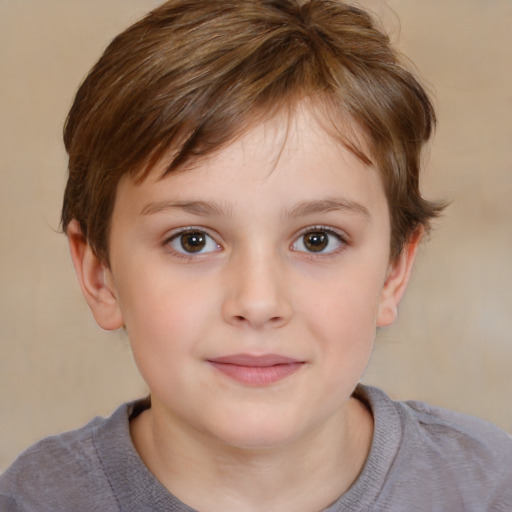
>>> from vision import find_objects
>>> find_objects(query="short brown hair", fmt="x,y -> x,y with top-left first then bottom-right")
62,0 -> 444,264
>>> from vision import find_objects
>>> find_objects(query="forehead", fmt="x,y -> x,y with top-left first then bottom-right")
115,103 -> 388,224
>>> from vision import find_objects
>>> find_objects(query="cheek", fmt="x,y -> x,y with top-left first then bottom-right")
299,265 -> 385,381
304,267 -> 384,338
116,267 -> 219,354
120,281 -> 215,396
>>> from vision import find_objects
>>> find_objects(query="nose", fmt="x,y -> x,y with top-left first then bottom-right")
221,248 -> 293,330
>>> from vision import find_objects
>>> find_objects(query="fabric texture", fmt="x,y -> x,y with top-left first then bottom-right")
1,385 -> 511,511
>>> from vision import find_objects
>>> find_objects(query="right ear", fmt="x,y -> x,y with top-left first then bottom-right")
66,220 -> 124,330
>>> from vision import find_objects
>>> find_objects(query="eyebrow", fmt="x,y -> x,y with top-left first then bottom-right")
140,197 -> 370,219
140,200 -> 232,217
284,198 -> 370,219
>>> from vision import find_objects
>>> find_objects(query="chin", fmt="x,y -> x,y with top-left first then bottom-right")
207,411 -> 306,451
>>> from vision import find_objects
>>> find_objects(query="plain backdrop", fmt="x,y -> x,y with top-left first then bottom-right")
1,0 -> 511,471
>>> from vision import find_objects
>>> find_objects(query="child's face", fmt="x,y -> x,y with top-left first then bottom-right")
82,103 -> 414,449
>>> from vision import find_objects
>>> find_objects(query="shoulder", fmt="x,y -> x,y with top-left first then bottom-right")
356,385 -> 512,511
0,402 -> 134,512
400,397 -> 512,508
398,396 -> 512,468
359,384 -> 512,464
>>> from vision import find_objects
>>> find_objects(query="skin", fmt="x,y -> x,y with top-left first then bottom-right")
68,103 -> 420,512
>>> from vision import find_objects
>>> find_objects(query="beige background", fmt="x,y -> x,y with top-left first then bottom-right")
1,0 -> 511,471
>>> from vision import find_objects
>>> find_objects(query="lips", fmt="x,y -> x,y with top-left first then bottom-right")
207,354 -> 304,386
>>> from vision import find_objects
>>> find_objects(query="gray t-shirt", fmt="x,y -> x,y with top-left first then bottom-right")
1,385 -> 511,511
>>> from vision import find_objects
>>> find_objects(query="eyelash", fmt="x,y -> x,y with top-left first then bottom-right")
162,225 -> 349,258
291,225 -> 348,257
163,227 -> 221,259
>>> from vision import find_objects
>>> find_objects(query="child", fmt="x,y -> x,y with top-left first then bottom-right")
1,0 -> 511,510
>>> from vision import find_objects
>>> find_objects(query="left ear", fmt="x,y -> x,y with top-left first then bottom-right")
377,229 -> 422,327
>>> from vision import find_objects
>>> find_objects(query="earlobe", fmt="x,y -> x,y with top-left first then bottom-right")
377,229 -> 422,327
66,220 -> 124,331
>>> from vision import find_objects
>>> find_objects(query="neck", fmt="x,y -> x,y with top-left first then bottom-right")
130,397 -> 373,512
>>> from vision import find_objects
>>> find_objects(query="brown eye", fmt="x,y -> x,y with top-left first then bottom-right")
168,230 -> 220,254
303,232 -> 328,252
292,228 -> 345,254
180,232 -> 206,252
